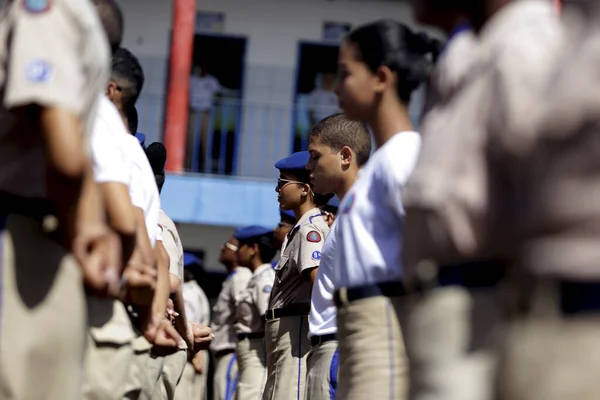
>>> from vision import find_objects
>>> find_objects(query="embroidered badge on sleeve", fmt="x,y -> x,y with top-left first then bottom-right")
306,231 -> 322,243
312,251 -> 321,260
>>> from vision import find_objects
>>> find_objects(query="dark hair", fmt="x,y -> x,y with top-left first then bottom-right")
314,193 -> 334,207
281,169 -> 311,185
127,106 -> 138,134
346,20 -> 439,103
240,234 -> 277,264
310,113 -> 372,167
92,0 -> 124,55
111,48 -> 144,110
145,142 -> 167,174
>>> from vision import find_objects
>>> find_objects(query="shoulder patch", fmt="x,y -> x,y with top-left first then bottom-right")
262,285 -> 272,293
341,193 -> 355,214
311,251 -> 321,261
26,60 -> 52,83
23,0 -> 51,13
306,230 -> 322,243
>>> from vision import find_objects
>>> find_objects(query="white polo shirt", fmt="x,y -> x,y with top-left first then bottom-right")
189,74 -> 220,111
91,96 -> 161,247
331,131 -> 422,290
308,220 -> 338,338
120,133 -> 161,247
307,89 -> 339,123
91,95 -> 132,187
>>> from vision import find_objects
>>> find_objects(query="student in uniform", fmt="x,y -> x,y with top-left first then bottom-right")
262,151 -> 330,400
399,3 -> 493,400
304,113 -> 372,400
84,1 -> 160,398
233,226 -> 277,400
176,260 -> 212,400
103,49 -> 183,399
0,0 -> 119,398
331,20 -> 438,400
211,234 -> 252,400
401,1 -> 564,399
146,142 -> 213,399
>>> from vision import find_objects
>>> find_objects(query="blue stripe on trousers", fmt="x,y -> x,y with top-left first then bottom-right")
297,318 -> 304,400
329,347 -> 339,400
225,354 -> 237,400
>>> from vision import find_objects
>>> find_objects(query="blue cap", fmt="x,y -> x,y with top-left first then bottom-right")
135,132 -> 146,146
275,151 -> 310,172
328,196 -> 340,209
279,209 -> 296,221
234,225 -> 273,241
183,252 -> 200,267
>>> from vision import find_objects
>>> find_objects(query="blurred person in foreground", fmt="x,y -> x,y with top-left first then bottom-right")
402,0 -> 565,399
0,0 -> 119,398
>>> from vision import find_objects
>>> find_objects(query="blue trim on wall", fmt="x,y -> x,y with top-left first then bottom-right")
161,173 -> 280,227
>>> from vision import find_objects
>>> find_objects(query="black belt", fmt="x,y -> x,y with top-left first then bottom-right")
559,281 -> 600,315
413,260 -> 506,292
214,349 -> 235,359
265,304 -> 310,321
0,191 -> 56,219
310,333 -> 337,347
237,332 -> 265,341
334,281 -> 406,308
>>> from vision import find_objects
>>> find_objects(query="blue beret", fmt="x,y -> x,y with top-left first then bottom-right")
328,196 -> 340,209
275,151 -> 310,172
235,225 -> 273,241
279,209 -> 296,221
183,252 -> 200,267
135,132 -> 146,147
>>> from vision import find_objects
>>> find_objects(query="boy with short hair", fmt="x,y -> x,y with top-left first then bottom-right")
304,113 -> 371,400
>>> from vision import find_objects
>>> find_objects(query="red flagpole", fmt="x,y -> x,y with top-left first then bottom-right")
163,0 -> 196,173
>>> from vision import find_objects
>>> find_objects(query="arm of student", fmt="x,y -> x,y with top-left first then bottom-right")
297,226 -> 325,287
99,182 -> 136,266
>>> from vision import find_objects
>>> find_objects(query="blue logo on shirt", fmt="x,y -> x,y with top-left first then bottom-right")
312,251 -> 321,261
263,285 -> 272,293
23,0 -> 51,14
341,193 -> 355,214
26,60 -> 52,83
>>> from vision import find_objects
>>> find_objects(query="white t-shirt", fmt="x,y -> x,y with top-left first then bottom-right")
120,134 -> 161,247
91,95 -> 132,187
307,89 -> 339,123
309,220 -> 338,338
189,75 -> 220,111
332,131 -> 422,289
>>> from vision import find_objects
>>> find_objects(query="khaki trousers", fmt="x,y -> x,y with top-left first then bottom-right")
262,315 -> 310,400
175,352 -> 209,400
213,351 -> 238,400
0,214 -> 86,400
305,340 -> 338,400
122,336 -> 162,400
235,338 -> 267,400
152,349 -> 187,400
403,287 -> 502,400
497,279 -> 600,400
82,299 -> 136,400
336,295 -> 409,400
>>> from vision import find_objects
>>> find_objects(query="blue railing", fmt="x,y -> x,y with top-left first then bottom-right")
137,87 -> 425,180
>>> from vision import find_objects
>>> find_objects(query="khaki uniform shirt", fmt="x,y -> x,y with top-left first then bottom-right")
0,0 -> 110,198
268,208 -> 329,310
158,209 -> 184,281
512,10 -> 600,280
403,0 -> 563,275
183,280 -> 210,327
235,263 -> 276,334
210,266 -> 252,352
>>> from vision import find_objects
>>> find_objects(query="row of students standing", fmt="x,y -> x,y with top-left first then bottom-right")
0,0 -> 213,399
215,1 -> 600,399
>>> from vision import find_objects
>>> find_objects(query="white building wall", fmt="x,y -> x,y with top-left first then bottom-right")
119,0 -> 430,153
